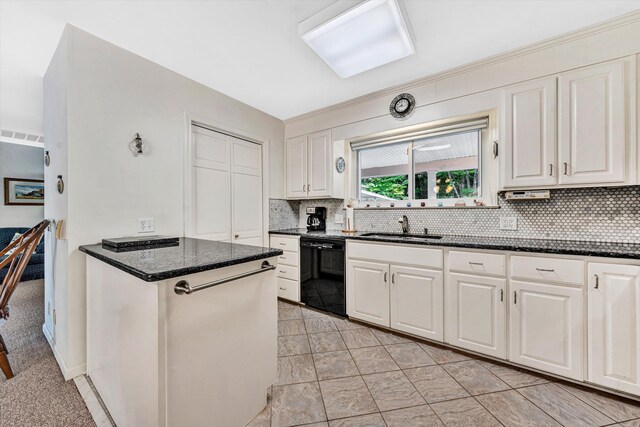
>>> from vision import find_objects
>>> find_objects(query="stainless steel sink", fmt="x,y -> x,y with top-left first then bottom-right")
360,232 -> 443,240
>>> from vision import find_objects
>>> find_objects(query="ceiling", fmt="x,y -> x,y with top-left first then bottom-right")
2,1 -> 640,121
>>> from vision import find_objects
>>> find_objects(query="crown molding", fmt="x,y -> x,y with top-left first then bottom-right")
284,10 -> 640,126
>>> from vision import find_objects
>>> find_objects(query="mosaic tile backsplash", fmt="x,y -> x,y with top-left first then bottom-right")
269,199 -> 299,230
271,186 -> 640,243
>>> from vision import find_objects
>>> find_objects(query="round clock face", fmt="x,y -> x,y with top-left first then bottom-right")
390,93 -> 415,119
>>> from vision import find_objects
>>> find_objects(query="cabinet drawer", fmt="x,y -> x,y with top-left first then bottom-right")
277,277 -> 299,302
348,242 -> 443,269
449,251 -> 506,277
278,251 -> 299,267
511,256 -> 584,286
270,235 -> 299,253
276,264 -> 299,281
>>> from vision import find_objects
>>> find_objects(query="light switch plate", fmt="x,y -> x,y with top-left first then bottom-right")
499,216 -> 517,231
334,213 -> 344,225
137,217 -> 155,233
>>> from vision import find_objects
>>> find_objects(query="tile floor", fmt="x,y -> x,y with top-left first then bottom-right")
247,300 -> 640,427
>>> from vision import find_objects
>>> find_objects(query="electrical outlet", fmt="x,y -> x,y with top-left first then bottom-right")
137,217 -> 155,233
499,216 -> 518,231
334,213 -> 344,225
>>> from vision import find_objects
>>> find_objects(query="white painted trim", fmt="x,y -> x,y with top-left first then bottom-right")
183,111 -> 270,245
42,323 -> 86,380
74,375 -> 114,427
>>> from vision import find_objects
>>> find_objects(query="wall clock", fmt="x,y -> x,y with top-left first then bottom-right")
335,157 -> 345,173
389,93 -> 415,119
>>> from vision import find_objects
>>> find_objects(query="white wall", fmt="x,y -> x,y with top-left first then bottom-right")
44,25 -> 285,378
0,142 -> 44,227
0,68 -> 43,136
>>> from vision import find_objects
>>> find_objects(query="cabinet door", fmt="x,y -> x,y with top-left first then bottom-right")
502,77 -> 557,188
390,265 -> 443,341
307,130 -> 331,198
447,273 -> 506,358
558,60 -> 626,184
286,136 -> 308,198
347,260 -> 389,327
588,263 -> 640,395
509,280 -> 583,380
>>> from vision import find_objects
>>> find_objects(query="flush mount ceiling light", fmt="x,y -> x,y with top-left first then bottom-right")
299,0 -> 415,78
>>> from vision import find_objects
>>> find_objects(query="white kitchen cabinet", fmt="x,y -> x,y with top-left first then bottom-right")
509,280 -> 583,380
447,273 -> 506,359
270,234 -> 301,302
502,77 -> 557,188
588,263 -> 640,395
347,259 -> 390,327
391,265 -> 443,341
558,60 -> 626,185
285,130 -> 344,199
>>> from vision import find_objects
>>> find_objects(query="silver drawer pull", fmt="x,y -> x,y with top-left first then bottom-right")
279,287 -> 286,291
175,261 -> 276,295
279,270 -> 286,274
279,243 -> 286,246
536,268 -> 555,272
469,262 -> 484,266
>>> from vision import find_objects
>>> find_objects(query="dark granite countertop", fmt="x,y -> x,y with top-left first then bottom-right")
269,228 -> 640,260
80,237 -> 283,282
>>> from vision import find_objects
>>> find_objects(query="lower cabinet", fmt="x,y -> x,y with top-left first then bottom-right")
347,259 -> 444,340
509,280 -> 584,380
588,263 -> 640,395
446,273 -> 506,359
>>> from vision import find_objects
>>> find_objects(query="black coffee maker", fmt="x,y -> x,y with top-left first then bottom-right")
306,207 -> 327,231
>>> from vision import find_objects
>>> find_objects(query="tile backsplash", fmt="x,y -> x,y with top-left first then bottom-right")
269,199 -> 299,230
270,186 -> 640,243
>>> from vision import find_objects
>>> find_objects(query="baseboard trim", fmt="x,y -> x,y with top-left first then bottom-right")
41,323 -> 86,380
74,375 -> 115,426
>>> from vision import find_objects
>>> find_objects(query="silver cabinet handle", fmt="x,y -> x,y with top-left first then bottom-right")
500,289 -> 504,302
384,272 -> 388,283
536,268 -> 555,272
279,270 -> 286,274
549,164 -> 553,176
303,184 -> 306,192
234,234 -> 239,238
175,261 -> 276,295
391,273 -> 395,284
594,274 -> 599,289
279,243 -> 286,246
469,262 -> 484,266
279,287 -> 286,291
513,291 -> 517,304
564,162 -> 568,175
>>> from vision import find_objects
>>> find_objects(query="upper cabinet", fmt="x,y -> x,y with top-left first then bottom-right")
501,57 -> 635,190
285,130 -> 344,199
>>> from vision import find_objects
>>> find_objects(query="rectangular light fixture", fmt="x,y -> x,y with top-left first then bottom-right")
299,0 -> 415,78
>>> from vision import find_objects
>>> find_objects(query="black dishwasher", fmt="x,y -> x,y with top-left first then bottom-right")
300,237 -> 346,316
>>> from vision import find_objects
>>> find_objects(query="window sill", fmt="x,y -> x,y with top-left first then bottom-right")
353,205 -> 500,210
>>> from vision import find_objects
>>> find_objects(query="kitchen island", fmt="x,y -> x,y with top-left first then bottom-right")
80,238 -> 283,427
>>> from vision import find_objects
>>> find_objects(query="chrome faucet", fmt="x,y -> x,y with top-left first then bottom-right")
399,215 -> 409,234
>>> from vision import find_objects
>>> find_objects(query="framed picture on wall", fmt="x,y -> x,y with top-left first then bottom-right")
3,178 -> 45,206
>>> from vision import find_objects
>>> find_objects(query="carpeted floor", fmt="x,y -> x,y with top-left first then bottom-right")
0,279 -> 96,427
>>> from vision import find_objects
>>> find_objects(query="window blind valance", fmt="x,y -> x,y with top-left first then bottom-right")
350,118 -> 489,151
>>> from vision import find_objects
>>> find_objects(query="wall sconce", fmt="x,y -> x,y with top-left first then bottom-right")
129,133 -> 144,156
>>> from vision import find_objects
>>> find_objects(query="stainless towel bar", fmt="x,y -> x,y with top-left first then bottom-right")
174,261 -> 276,295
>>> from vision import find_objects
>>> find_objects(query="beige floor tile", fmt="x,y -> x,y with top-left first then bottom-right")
382,405 -> 443,427
277,354 -> 317,385
319,376 -> 379,420
350,346 -> 400,374
245,402 -> 271,427
278,307 -> 303,321
278,319 -> 306,336
431,397 -> 501,426
477,359 -> 549,388
271,382 -> 327,427
340,329 -> 380,349
418,342 -> 472,364
518,383 -> 615,426
442,360 -> 509,395
385,343 -> 437,369
328,413 -> 386,427
302,307 -> 332,319
558,382 -> 640,422
403,365 -> 470,403
370,329 -> 411,345
278,335 -> 311,357
313,351 -> 360,380
362,371 -> 425,412
621,420 -> 640,426
308,332 -> 347,353
476,390 -> 561,427
305,317 -> 338,333
333,317 -> 367,331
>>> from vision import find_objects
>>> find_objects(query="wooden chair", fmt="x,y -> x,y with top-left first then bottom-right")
0,220 -> 49,379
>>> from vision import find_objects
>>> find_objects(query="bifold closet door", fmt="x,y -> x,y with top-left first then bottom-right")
231,138 -> 263,246
189,126 -> 232,241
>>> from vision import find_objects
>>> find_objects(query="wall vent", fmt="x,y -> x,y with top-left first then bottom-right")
0,128 -> 44,147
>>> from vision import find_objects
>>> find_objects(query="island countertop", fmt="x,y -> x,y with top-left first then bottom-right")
80,237 -> 283,282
